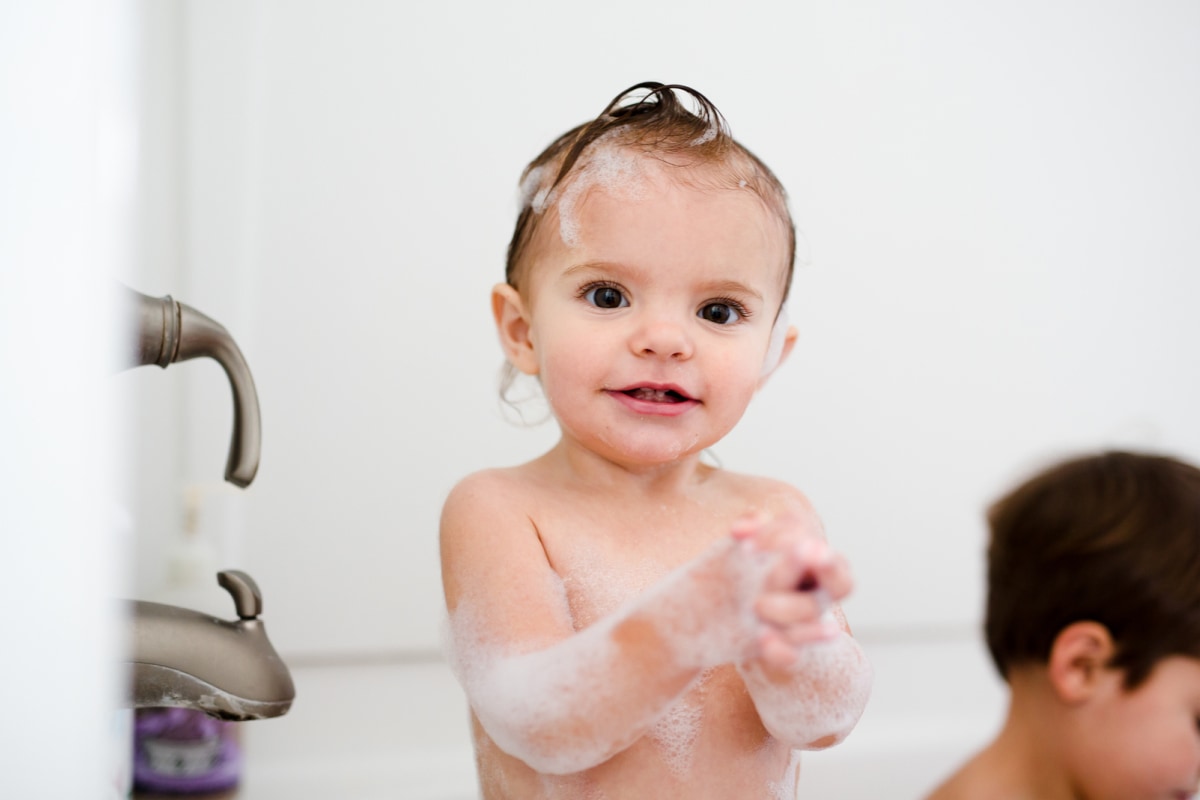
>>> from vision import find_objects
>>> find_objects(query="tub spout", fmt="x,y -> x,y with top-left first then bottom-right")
119,284 -> 261,488
125,570 -> 295,721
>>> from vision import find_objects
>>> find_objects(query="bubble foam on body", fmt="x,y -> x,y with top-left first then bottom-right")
739,619 -> 874,748
766,749 -> 803,800
445,538 -> 776,775
445,535 -> 872,781
648,669 -> 712,776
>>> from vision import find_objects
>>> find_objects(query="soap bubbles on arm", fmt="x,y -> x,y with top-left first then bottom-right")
440,471 -> 765,774
730,499 -> 874,748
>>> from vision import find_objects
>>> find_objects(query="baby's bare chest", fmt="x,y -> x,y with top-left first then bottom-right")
536,502 -> 738,630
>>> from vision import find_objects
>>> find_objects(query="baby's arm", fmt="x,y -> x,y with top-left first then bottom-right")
440,471 -> 765,775
733,501 -> 873,749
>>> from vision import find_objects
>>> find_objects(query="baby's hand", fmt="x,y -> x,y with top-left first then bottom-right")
731,505 -> 853,669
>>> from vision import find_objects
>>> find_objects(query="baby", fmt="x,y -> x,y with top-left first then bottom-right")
927,450 -> 1200,800
441,82 -> 872,799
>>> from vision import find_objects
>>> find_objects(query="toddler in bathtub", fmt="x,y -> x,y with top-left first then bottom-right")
927,450 -> 1200,800
439,82 -> 872,799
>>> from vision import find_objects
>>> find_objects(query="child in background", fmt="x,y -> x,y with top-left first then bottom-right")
927,450 -> 1200,800
439,82 -> 872,799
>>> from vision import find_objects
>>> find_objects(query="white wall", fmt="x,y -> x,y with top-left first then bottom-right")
125,0 -> 1200,794
1,1 -> 137,796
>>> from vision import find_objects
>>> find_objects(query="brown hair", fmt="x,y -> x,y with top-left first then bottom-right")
505,82 -> 796,298
985,450 -> 1200,688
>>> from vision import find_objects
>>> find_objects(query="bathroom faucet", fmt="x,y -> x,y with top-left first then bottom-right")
125,570 -> 295,721
120,284 -> 261,487
117,285 -> 292,721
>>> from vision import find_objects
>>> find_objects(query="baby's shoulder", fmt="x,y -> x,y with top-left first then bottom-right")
439,467 -> 547,560
442,466 -> 535,516
717,469 -> 813,512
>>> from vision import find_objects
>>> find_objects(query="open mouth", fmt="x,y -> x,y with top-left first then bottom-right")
621,387 -> 692,403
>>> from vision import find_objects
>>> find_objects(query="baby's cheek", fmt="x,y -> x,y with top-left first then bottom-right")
708,354 -> 762,416
538,354 -> 585,403
722,345 -> 767,385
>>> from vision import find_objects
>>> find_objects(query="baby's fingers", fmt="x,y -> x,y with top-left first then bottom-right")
806,546 -> 854,602
755,590 -> 829,628
776,615 -> 843,646
730,510 -> 771,542
756,620 -> 841,669
761,537 -> 836,593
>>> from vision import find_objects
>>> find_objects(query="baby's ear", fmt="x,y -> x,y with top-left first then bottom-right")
1047,621 -> 1116,704
757,323 -> 798,389
492,283 -> 539,376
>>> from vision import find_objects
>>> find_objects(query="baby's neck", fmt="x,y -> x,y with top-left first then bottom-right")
546,437 -> 717,496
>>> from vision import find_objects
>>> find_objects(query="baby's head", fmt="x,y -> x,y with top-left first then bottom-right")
505,82 -> 796,299
985,450 -> 1200,690
498,83 -> 797,408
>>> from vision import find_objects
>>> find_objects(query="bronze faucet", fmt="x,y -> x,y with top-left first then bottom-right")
126,570 -> 295,721
119,285 -> 293,720
119,284 -> 260,487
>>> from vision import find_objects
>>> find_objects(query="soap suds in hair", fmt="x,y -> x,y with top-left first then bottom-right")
519,164 -> 549,210
690,121 -> 719,147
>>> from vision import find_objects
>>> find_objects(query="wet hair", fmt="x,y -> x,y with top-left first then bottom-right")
505,81 -> 796,297
985,450 -> 1200,689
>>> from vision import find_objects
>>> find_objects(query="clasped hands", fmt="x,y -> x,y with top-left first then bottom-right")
731,504 -> 853,669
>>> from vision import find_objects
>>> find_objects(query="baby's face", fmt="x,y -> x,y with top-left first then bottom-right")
516,157 -> 791,468
1067,655 -> 1200,799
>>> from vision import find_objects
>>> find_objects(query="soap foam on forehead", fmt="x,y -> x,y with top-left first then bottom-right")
552,141 -> 649,248
537,150 -> 784,261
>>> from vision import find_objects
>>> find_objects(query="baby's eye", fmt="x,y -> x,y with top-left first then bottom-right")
698,302 -> 742,325
584,284 -> 628,309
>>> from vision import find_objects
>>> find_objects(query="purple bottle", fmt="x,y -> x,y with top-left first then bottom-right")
133,707 -> 243,793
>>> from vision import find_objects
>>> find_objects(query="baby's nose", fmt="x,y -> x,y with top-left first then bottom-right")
630,317 -> 694,360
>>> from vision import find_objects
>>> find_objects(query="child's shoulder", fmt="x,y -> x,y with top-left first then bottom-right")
717,469 -> 814,513
442,465 -> 532,516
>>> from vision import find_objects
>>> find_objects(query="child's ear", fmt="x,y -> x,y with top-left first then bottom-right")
1047,621 -> 1117,704
492,283 -> 539,376
757,324 -> 799,389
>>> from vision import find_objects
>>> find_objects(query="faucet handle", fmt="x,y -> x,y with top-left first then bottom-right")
218,570 -> 263,619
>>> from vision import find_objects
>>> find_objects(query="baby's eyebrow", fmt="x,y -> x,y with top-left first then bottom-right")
695,279 -> 763,303
561,260 -> 630,279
